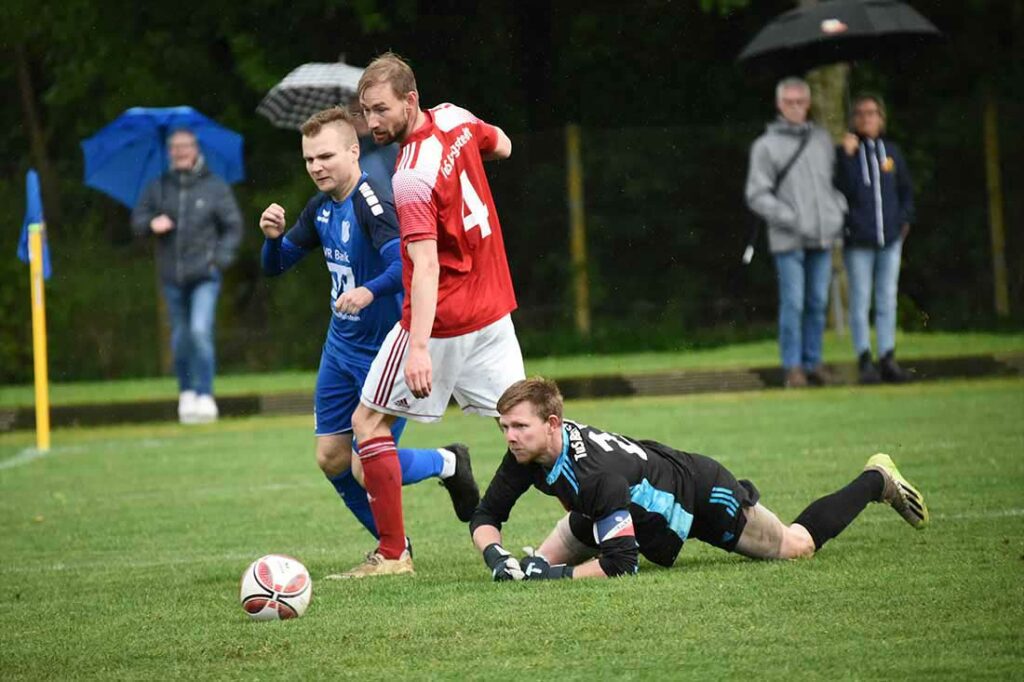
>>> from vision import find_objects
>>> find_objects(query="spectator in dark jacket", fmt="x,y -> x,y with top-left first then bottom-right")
836,94 -> 914,384
131,129 -> 243,422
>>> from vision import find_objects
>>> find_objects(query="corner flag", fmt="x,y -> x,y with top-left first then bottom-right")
18,168 -> 52,452
17,169 -> 52,280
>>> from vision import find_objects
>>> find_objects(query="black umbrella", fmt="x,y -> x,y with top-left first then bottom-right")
257,61 -> 365,130
736,0 -> 941,265
738,0 -> 941,72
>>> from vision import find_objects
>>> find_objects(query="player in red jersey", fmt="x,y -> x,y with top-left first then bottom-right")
338,52 -> 526,577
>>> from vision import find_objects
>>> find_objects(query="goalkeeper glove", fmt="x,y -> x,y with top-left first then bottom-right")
520,554 -> 574,580
482,543 -> 524,581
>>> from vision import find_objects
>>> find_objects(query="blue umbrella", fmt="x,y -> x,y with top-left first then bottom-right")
81,106 -> 245,208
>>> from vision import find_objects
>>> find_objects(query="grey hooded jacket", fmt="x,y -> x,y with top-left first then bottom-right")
745,118 -> 847,253
131,158 -> 243,286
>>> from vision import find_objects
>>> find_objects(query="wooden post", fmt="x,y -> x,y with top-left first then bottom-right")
566,123 -> 591,338
983,88 -> 1010,317
806,61 -> 851,336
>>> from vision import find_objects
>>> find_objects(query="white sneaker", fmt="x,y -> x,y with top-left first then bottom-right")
192,394 -> 219,424
178,390 -> 198,424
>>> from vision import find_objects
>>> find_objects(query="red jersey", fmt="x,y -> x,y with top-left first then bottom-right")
392,104 -> 517,338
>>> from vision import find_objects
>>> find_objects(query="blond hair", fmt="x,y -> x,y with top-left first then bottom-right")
300,107 -> 357,144
358,51 -> 417,100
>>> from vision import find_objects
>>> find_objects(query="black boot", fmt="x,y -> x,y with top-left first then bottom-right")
879,350 -> 912,383
857,351 -> 882,384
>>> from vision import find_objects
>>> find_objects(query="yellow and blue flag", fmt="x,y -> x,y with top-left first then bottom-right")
17,169 -> 52,280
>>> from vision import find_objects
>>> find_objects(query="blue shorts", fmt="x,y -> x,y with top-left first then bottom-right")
314,345 -> 407,438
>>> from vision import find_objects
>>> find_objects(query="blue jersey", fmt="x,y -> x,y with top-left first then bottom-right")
263,173 -> 403,357
358,137 -> 399,204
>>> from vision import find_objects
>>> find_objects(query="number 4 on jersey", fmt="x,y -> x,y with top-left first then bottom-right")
460,170 -> 491,238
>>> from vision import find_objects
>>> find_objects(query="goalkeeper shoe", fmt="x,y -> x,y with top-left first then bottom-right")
324,547 -> 414,580
440,443 -> 480,522
864,453 -> 929,529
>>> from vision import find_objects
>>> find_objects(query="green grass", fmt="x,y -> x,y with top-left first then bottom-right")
1,378 -> 1022,679
2,330 -> 1022,408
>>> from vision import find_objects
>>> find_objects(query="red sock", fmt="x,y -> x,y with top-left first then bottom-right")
357,436 -> 406,559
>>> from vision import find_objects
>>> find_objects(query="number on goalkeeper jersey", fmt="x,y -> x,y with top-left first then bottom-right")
587,430 -> 648,460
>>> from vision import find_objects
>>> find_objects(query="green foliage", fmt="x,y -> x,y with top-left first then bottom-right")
699,0 -> 753,16
1,1 -> 1022,382
1,379 -> 1021,677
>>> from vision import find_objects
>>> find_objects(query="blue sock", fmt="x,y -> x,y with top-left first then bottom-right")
326,450 -> 443,539
332,415 -> 442,538
328,470 -> 378,538
397,448 -> 445,484
358,418 -> 443,485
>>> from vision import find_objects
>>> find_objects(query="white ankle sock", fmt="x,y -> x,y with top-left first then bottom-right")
438,448 -> 456,478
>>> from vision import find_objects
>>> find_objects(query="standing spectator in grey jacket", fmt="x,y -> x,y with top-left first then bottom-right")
131,129 -> 243,423
745,77 -> 848,388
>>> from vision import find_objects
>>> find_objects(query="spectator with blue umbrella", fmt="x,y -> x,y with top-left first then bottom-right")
83,106 -> 244,424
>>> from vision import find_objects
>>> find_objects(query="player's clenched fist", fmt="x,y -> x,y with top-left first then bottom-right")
482,543 -> 524,581
335,286 -> 375,315
259,203 -> 287,239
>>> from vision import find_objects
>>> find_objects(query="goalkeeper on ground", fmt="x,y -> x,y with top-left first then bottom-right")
470,377 -> 928,581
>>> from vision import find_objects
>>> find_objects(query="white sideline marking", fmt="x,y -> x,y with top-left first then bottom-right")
0,438 -> 176,471
9,546 -> 337,574
934,508 -> 1024,521
0,447 -> 52,470
7,509 -> 1022,576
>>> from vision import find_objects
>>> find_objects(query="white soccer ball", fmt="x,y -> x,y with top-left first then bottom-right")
239,554 -> 312,621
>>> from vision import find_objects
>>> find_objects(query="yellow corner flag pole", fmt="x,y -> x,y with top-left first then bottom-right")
28,222 -> 51,451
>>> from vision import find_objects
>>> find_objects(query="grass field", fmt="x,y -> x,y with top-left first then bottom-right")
1,378 -> 1022,679
2,330 -> 1022,407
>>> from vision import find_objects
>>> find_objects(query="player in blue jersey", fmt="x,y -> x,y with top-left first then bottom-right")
258,108 -> 479,571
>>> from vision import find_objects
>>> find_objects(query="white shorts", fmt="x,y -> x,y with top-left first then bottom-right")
360,314 -> 526,423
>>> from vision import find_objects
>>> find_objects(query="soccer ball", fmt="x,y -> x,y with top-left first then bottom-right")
239,554 -> 312,621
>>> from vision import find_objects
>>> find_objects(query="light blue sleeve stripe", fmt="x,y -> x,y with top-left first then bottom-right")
629,478 -> 693,540
709,492 -> 739,511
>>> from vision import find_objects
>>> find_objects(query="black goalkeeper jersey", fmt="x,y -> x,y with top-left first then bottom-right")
472,419 -> 724,569
473,419 -> 761,569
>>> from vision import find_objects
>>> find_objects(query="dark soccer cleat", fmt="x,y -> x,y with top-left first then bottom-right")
864,453 -> 929,529
440,443 -> 480,522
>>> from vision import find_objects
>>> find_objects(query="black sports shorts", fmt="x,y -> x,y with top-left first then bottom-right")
567,446 -> 760,567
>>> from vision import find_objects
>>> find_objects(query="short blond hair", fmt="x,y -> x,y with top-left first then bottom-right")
497,378 -> 564,421
300,107 -> 357,143
358,51 -> 417,100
